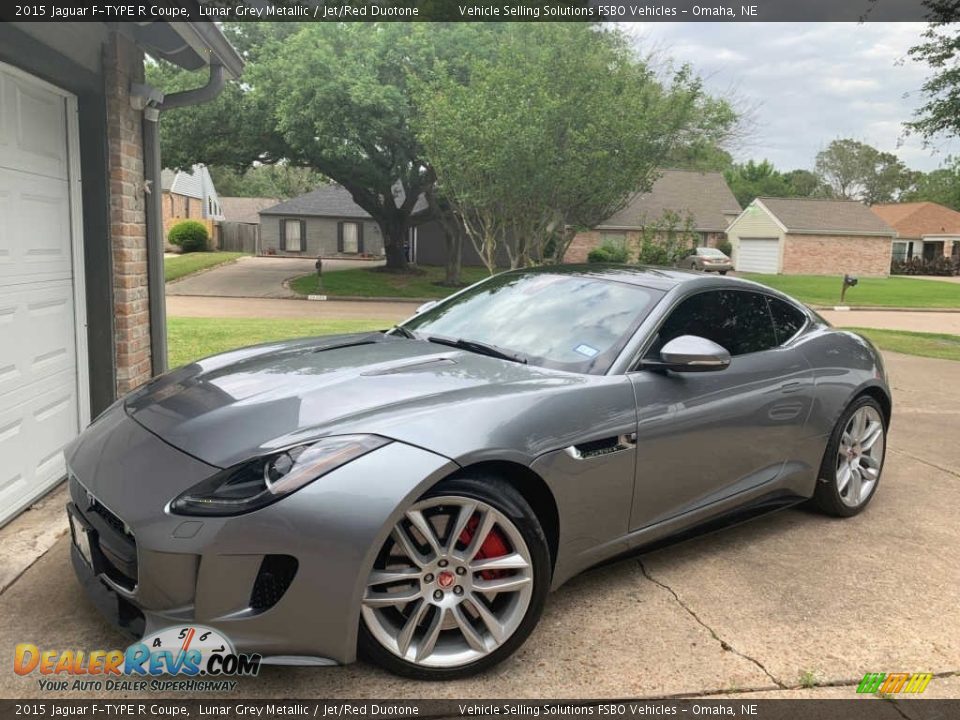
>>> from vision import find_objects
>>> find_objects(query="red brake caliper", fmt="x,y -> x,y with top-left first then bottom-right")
458,516 -> 509,580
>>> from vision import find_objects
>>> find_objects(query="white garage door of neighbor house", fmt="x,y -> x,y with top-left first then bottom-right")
0,62 -> 88,526
736,238 -> 780,274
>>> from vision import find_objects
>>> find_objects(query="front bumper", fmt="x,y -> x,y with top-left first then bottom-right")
65,404 -> 457,664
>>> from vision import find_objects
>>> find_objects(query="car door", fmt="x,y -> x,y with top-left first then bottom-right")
627,289 -> 814,531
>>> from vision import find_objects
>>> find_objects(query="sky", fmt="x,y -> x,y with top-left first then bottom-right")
623,22 -> 959,172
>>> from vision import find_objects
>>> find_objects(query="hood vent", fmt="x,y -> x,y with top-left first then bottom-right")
312,338 -> 381,353
361,357 -> 457,376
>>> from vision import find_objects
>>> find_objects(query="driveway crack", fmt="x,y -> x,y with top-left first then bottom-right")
890,448 -> 960,480
638,559 -> 787,689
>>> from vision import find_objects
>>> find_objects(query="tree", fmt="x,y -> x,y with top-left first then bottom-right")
901,157 -> 960,210
417,24 -> 715,271
814,139 -> 916,204
906,0 -> 960,140
724,160 -> 791,207
208,165 -> 327,199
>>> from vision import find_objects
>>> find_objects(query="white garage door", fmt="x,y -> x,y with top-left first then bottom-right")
736,238 -> 780,274
0,62 -> 87,526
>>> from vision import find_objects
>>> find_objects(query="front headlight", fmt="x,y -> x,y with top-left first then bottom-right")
169,434 -> 391,516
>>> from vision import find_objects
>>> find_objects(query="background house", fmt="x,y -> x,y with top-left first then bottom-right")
160,163 -> 223,245
872,202 -> 960,263
564,170 -> 742,263
0,21 -> 242,524
260,185 -> 386,257
726,197 -> 897,276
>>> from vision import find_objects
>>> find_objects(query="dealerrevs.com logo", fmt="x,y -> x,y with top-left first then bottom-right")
14,625 -> 261,693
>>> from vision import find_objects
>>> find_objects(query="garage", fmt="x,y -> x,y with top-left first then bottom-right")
735,238 -> 780,273
0,62 -> 88,525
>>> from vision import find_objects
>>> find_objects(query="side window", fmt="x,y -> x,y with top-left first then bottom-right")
653,290 -> 778,357
767,296 -> 806,344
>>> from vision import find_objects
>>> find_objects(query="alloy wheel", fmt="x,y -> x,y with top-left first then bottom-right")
835,405 -> 884,508
361,496 -> 534,668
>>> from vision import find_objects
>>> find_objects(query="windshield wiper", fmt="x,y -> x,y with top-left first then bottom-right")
388,325 -> 417,339
427,336 -> 527,364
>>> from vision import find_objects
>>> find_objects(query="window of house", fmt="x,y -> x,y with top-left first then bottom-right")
600,232 -> 627,249
282,219 -> 304,252
892,242 -> 910,262
339,221 -> 362,254
651,290 -> 778,358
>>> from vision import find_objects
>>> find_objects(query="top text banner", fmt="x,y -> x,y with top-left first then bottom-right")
0,0 -> 944,23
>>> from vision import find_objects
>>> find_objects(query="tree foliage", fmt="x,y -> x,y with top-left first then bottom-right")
208,165 -> 327,199
814,139 -> 918,204
416,24 -> 719,270
906,0 -> 960,140
901,156 -> 960,210
724,160 -> 830,207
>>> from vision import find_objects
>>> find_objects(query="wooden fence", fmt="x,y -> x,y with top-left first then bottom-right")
216,222 -> 260,254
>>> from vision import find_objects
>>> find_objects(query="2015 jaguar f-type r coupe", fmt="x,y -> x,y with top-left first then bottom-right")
66,266 -> 891,679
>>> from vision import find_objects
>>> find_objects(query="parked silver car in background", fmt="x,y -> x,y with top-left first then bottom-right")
681,246 -> 734,274
65,266 -> 890,679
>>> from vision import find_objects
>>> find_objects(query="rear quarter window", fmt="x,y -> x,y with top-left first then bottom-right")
767,297 -> 807,344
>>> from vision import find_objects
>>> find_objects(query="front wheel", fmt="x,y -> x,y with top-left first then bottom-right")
813,396 -> 886,517
719,270 -> 728,275
359,475 -> 550,679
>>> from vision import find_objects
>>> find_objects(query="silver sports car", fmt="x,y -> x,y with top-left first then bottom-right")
65,266 -> 891,679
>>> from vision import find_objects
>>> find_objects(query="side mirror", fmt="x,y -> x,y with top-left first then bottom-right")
415,300 -> 439,315
645,335 -> 731,372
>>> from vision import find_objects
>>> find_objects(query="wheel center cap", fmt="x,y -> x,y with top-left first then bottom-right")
437,570 -> 455,588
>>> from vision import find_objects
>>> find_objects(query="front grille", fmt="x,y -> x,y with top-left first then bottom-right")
70,475 -> 138,590
249,555 -> 298,612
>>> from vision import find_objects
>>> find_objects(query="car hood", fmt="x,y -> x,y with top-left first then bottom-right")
125,333 -> 584,468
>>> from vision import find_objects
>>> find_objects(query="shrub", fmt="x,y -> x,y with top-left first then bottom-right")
716,239 -> 733,257
587,243 -> 630,264
168,220 -> 209,253
891,256 -> 959,276
636,241 -> 670,266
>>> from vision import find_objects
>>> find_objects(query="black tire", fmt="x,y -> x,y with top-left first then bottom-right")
812,395 -> 886,517
359,474 -> 551,680
719,270 -> 728,275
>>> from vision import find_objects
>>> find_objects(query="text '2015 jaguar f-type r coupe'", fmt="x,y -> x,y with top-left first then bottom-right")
65,265 -> 890,679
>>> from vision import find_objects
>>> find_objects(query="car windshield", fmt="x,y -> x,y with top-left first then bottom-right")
402,271 -> 663,374
698,248 -> 727,257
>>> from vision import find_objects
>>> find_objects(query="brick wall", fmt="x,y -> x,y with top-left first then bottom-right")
782,234 -> 892,277
565,229 -> 727,262
105,33 -> 152,394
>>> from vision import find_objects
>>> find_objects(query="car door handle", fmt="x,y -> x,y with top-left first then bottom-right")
780,381 -> 802,394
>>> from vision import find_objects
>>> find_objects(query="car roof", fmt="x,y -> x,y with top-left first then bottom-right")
498,264 -> 748,292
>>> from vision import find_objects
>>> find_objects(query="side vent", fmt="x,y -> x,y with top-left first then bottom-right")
249,555 -> 298,612
566,434 -> 637,460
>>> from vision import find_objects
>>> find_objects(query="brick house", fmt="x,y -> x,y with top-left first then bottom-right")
564,170 -> 742,263
726,198 -> 897,276
0,21 -> 242,524
160,164 -> 223,245
871,202 -> 960,263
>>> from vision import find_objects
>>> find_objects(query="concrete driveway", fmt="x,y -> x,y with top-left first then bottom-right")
1,352 -> 957,700
166,256 -> 381,298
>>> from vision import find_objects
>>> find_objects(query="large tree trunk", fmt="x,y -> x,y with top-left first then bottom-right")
444,231 -> 463,285
381,221 -> 409,271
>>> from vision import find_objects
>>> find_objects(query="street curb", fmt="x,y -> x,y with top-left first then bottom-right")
811,305 -> 960,313
163,255 -> 247,286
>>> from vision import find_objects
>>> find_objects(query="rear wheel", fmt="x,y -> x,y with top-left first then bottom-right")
719,270 -> 728,275
813,396 -> 886,517
359,476 -> 550,679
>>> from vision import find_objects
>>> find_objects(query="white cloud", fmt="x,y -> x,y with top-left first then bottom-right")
624,21 -> 959,171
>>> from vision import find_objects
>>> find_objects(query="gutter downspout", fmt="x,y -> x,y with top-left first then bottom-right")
140,63 -> 226,376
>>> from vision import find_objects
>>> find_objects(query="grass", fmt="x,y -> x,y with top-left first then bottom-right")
848,327 -> 960,362
167,317 -> 388,368
798,670 -> 818,689
741,273 -> 960,309
164,252 -> 247,283
290,265 -> 491,299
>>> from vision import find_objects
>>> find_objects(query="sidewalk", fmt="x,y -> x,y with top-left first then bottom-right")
819,309 -> 960,334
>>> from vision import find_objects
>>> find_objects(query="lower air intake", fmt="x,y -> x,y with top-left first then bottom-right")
249,555 -> 298,612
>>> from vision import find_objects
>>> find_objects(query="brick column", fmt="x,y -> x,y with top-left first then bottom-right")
104,32 -> 152,395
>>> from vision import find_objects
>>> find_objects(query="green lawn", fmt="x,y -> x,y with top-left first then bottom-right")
165,252 -> 247,283
290,265 -> 491,299
848,327 -> 960,363
167,317 -> 387,368
741,274 -> 960,308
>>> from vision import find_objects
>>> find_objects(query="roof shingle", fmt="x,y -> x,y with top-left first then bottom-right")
871,202 -> 960,239
219,196 -> 281,224
598,169 -> 742,233
757,197 -> 896,236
